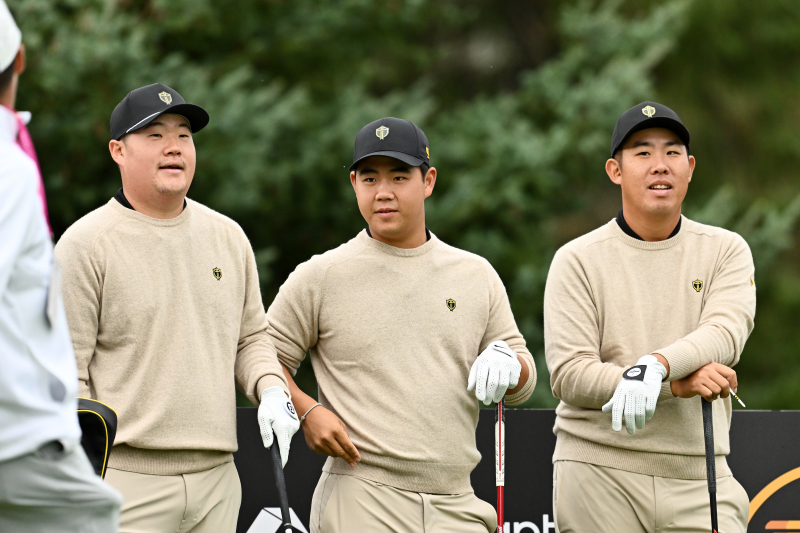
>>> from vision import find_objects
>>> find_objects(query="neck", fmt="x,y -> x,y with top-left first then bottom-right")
368,223 -> 428,249
621,204 -> 681,242
120,180 -> 186,220
0,79 -> 17,109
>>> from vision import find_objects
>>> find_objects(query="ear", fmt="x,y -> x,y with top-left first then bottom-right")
109,139 -> 125,167
14,44 -> 25,76
423,167 -> 437,199
687,154 -> 696,183
606,157 -> 622,186
350,170 -> 357,193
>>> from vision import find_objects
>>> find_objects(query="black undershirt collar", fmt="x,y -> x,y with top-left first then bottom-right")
366,226 -> 431,241
114,188 -> 187,211
616,209 -> 681,241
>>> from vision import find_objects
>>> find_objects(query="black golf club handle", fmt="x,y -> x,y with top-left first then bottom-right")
270,443 -> 293,533
701,398 -> 716,493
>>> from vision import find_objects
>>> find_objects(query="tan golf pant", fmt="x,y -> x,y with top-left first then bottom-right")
553,460 -> 749,533
310,472 -> 497,533
105,461 -> 241,533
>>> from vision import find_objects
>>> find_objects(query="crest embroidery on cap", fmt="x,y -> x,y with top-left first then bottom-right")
158,92 -> 172,105
376,126 -> 389,140
642,105 -> 656,118
426,146 -> 430,158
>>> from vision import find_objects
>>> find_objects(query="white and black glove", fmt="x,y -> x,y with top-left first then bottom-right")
258,386 -> 300,467
602,355 -> 667,435
468,340 -> 522,405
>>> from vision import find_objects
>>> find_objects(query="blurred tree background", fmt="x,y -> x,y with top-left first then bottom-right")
11,0 -> 800,408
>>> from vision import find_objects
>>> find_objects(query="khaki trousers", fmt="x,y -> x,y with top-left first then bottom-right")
105,461 -> 241,533
0,442 -> 122,533
553,460 -> 749,533
310,472 -> 497,533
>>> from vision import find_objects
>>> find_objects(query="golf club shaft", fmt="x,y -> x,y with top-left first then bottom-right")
271,444 -> 293,533
701,398 -> 718,533
496,399 -> 505,533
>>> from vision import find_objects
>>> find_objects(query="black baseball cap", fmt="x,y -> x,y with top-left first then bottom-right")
350,117 -> 430,172
110,83 -> 209,141
610,101 -> 690,157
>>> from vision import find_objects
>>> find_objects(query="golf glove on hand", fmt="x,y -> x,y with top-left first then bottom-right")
602,354 -> 667,435
258,386 -> 300,467
468,340 -> 522,405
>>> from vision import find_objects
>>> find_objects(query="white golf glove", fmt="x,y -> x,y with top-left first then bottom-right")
258,386 -> 300,467
468,340 -> 522,405
602,355 -> 667,435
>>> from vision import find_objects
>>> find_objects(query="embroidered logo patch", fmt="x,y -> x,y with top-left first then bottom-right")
376,125 -> 389,140
692,279 -> 703,292
213,267 -> 222,281
446,298 -> 456,312
158,91 -> 172,105
642,105 -> 656,118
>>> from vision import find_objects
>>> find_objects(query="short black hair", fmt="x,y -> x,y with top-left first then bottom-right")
0,60 -> 14,96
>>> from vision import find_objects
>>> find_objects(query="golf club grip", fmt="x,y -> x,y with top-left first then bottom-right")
701,398 -> 716,493
270,444 -> 292,530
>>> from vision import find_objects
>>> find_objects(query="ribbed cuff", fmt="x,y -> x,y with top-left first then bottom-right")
324,451 -> 475,495
257,375 -> 290,403
505,356 -> 535,406
108,444 -> 232,475
656,344 -> 697,381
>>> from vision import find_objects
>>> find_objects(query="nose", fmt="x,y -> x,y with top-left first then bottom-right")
651,153 -> 669,174
375,180 -> 395,200
164,135 -> 182,156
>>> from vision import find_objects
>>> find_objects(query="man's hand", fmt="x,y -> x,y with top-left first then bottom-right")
468,340 -> 522,405
671,362 -> 737,401
602,354 -> 667,435
258,386 -> 301,467
301,405 -> 360,468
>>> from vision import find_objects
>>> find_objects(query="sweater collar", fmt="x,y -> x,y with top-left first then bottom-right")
616,209 -> 681,241
356,228 -> 439,257
609,215 -> 687,250
108,196 -> 193,227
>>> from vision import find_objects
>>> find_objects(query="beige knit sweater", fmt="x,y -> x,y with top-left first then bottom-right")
544,217 -> 756,480
267,230 -> 536,494
55,198 -> 288,475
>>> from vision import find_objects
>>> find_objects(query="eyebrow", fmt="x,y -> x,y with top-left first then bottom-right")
630,140 -> 683,150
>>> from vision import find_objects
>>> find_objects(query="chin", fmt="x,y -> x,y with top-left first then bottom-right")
154,178 -> 190,196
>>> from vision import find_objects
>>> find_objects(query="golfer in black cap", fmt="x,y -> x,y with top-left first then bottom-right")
544,102 -> 754,532
266,117 -> 537,532
54,83 -> 299,532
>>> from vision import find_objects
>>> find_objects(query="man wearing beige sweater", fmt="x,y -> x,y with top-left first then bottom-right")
55,83 -> 299,533
544,102 -> 755,533
267,117 -> 537,532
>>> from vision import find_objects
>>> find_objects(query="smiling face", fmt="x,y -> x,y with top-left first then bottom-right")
606,127 -> 695,227
350,155 -> 436,248
109,113 -> 196,217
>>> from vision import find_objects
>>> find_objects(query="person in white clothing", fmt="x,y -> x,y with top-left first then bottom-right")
0,2 -> 122,531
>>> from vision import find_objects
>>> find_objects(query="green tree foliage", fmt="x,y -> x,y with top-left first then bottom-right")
12,0 -> 800,408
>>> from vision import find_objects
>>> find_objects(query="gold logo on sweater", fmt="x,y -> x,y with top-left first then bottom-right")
692,279 -> 703,292
213,267 -> 222,281
446,299 -> 456,311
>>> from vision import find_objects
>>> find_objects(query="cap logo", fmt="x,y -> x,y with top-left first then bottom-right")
426,146 -> 430,159
642,105 -> 656,118
376,125 -> 389,140
158,91 -> 173,105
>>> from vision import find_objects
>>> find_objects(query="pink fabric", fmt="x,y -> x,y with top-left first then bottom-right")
14,112 -> 51,234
